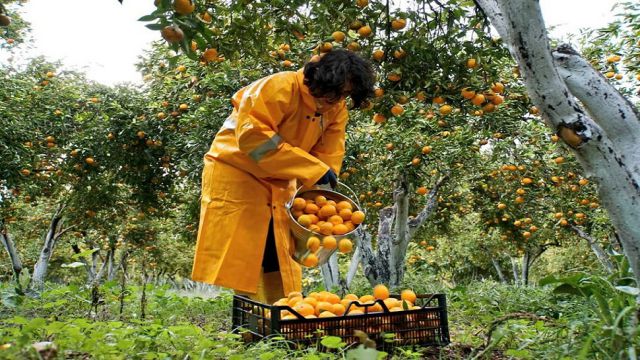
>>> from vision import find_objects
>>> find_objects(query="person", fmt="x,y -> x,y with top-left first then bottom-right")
191,49 -> 375,304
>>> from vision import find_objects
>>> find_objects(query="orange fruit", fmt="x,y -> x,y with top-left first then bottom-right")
327,215 -> 343,225
344,294 -> 358,301
401,289 -> 417,303
292,197 -> 306,210
315,301 -> 333,315
372,49 -> 385,61
491,95 -> 504,105
326,293 -> 341,304
173,0 -> 195,15
373,113 -> 386,124
322,236 -> 337,250
521,177 -> 533,185
466,58 -> 477,68
303,296 -> 318,307
471,93 -> 485,106
422,145 -> 432,154
347,41 -> 361,51
387,73 -> 401,82
302,253 -> 318,267
578,178 -> 589,186
331,303 -> 346,315
339,208 -> 352,221
432,96 -> 445,104
373,284 -> 390,300
390,104 -> 404,116
338,238 -> 353,253
307,236 -> 321,252
292,302 -> 315,317
161,25 -> 185,43
287,296 -> 303,307
333,224 -> 349,235
461,87 -> 476,99
331,31 -> 345,42
319,222 -> 334,235
315,195 -> 328,207
351,211 -> 365,224
348,309 -> 364,315
359,294 -> 375,304
358,25 -> 372,37
298,215 -> 312,228
439,104 -> 453,115
318,205 -> 337,219
491,82 -> 505,94
304,203 -> 319,214
319,311 -> 336,318
391,18 -> 407,31
416,187 -> 427,195
202,48 -> 220,62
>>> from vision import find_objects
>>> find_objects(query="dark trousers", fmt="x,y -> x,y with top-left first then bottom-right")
262,218 -> 279,273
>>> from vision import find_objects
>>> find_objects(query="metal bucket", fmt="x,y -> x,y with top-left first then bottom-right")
286,183 -> 362,267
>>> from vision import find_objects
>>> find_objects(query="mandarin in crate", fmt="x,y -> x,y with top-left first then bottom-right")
315,301 -> 333,315
373,284 -> 390,300
401,289 -> 417,303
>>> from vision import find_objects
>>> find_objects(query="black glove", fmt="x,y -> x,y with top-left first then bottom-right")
315,169 -> 338,189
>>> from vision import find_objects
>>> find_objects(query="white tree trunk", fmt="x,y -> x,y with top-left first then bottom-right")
491,257 -> 507,284
320,252 -> 341,290
476,0 -> 640,288
570,225 -> 615,273
348,175 -> 447,288
1,222 -> 23,287
510,257 -> 520,285
30,204 -> 69,293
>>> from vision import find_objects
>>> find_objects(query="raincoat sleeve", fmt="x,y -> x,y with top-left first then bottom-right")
234,78 -> 330,187
309,106 -> 348,175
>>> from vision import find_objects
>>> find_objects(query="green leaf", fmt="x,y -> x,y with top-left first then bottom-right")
505,349 -> 531,357
71,247 -> 99,260
321,335 -> 346,349
346,345 -> 381,360
552,283 -> 582,296
613,285 -> 639,296
138,14 -> 159,22
145,23 -> 166,31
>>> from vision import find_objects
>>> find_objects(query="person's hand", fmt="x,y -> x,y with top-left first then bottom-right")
315,169 -> 337,189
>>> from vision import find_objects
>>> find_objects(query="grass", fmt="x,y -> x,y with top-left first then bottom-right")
0,276 -> 635,359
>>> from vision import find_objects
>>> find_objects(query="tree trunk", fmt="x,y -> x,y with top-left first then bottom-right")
521,251 -> 530,286
71,243 -> 95,283
1,222 -> 23,290
320,252 -> 341,290
351,175 -> 447,288
491,257 -> 507,284
476,0 -> 640,289
570,225 -> 615,273
510,257 -> 520,285
29,204 -> 67,293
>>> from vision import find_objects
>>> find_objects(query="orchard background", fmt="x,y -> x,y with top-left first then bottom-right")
1,0 -> 639,358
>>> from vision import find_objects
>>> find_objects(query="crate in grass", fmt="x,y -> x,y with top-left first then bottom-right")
231,293 -> 450,349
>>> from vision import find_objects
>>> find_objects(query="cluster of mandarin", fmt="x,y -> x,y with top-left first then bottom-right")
291,195 -> 365,267
269,285 -> 419,320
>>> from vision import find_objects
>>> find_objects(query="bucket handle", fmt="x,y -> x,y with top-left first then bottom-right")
286,181 -> 364,212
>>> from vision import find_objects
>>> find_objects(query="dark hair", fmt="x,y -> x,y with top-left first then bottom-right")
303,49 -> 375,109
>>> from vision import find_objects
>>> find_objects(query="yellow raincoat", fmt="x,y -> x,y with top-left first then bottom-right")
192,69 -> 348,299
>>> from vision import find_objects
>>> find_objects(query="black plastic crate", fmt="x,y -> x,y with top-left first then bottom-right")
231,293 -> 450,349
